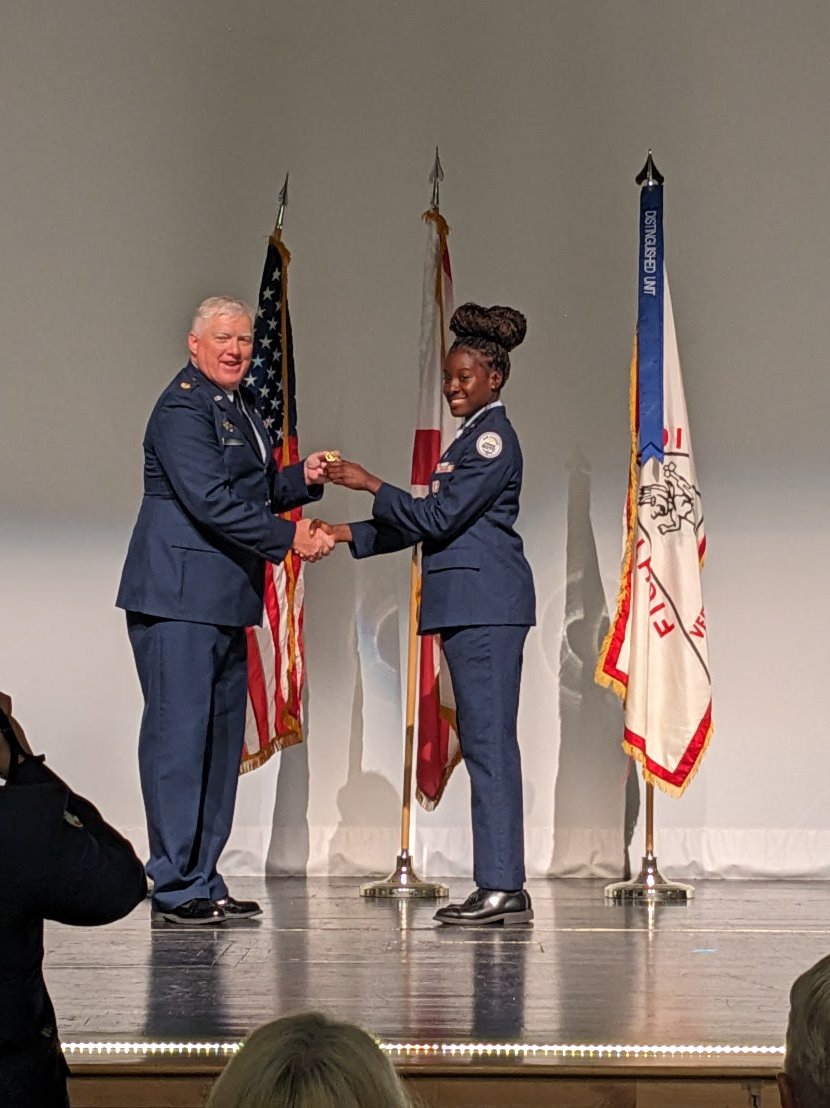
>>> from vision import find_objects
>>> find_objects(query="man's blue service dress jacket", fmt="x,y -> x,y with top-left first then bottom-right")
117,363 -> 321,628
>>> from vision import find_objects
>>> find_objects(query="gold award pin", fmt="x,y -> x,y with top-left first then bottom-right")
324,451 -> 340,463
180,381 -> 192,390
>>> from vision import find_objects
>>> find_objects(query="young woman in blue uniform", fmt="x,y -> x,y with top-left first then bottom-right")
326,303 -> 536,926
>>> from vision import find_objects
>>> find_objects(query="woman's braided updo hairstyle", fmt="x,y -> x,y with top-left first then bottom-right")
448,302 -> 527,385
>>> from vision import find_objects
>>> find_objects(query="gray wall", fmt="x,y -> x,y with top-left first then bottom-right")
2,1 -> 828,877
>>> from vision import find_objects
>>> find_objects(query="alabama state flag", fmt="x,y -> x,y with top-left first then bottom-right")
412,208 -> 460,809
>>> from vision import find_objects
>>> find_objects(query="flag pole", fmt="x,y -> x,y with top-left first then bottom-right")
605,151 -> 694,905
360,151 -> 450,899
273,172 -> 289,237
605,780 -> 693,902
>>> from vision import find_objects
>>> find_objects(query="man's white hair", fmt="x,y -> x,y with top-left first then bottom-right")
785,953 -> 830,1108
190,296 -> 254,336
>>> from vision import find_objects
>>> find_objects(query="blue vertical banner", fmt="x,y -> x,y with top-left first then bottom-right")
637,184 -> 664,463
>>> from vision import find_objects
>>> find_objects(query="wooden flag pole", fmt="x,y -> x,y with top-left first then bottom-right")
605,780 -> 694,902
359,148 -> 450,900
360,550 -> 448,898
645,781 -> 654,857
399,550 -> 421,854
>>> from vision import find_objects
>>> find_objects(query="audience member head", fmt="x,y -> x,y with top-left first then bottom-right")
206,1011 -> 413,1108
780,953 -> 830,1108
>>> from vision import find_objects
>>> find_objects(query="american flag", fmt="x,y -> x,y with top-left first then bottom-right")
241,232 -> 305,772
412,209 -> 460,809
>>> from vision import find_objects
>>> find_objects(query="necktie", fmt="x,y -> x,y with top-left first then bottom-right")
231,391 -> 266,462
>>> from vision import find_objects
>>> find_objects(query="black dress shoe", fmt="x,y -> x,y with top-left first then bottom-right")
152,898 -> 226,925
215,895 -> 262,919
434,887 -> 533,926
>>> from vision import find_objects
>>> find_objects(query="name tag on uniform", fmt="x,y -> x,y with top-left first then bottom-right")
223,438 -> 246,447
435,462 -> 454,473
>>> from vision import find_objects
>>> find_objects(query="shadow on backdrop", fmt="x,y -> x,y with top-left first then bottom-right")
551,447 -> 638,877
329,609 -> 403,875
266,691 -> 311,876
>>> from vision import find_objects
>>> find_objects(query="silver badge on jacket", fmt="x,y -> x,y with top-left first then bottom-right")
476,431 -> 503,459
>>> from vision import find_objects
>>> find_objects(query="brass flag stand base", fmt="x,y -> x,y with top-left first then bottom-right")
605,784 -> 695,903
605,850 -> 694,903
360,850 -> 448,899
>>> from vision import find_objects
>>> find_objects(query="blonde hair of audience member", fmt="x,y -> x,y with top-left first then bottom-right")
206,1012 -> 414,1108
780,953 -> 830,1108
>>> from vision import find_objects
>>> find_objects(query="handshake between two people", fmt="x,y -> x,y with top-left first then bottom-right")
291,450 -> 380,563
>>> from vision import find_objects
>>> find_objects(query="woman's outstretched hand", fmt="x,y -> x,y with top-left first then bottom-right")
326,460 -> 381,495
309,520 -> 353,543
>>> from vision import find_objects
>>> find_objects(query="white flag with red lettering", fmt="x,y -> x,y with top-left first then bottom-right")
597,181 -> 712,795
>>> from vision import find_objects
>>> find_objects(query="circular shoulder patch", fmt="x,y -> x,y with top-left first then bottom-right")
476,431 -> 503,459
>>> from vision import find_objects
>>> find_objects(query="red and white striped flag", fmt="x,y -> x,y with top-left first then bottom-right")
242,232 -> 305,772
412,209 -> 460,809
596,180 -> 712,795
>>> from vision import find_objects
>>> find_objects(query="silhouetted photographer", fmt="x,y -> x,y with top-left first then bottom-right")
0,692 -> 147,1107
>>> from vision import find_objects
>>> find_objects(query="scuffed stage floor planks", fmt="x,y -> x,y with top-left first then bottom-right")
50,877 -> 827,1106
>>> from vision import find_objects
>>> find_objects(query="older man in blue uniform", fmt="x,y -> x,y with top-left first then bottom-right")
117,296 -> 334,925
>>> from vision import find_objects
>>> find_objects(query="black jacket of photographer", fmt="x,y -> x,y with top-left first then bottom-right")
0,711 -> 147,1102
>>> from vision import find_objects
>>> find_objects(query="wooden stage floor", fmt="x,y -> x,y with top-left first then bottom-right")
53,876 -> 827,1107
